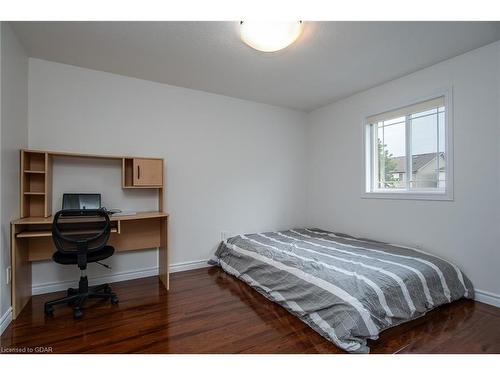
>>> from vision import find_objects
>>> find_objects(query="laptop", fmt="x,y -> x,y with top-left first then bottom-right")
62,193 -> 102,210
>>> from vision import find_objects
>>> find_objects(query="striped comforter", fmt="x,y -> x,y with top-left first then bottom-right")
210,228 -> 473,353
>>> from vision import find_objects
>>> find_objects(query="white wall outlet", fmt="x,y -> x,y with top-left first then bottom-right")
220,231 -> 230,241
6,266 -> 12,285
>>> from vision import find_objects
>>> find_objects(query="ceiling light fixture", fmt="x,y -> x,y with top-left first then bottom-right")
239,21 -> 303,52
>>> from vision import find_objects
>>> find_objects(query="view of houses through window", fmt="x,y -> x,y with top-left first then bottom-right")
368,97 -> 447,192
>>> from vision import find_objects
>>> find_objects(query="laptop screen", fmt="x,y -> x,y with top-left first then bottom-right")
62,193 -> 101,210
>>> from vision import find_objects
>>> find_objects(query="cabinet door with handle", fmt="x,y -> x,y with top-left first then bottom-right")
133,158 -> 163,186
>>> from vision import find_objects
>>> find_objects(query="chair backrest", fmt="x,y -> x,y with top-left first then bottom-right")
52,209 -> 111,255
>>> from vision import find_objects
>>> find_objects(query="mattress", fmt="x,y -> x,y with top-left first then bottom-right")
209,228 -> 473,353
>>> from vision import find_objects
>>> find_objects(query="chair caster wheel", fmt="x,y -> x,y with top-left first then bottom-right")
44,306 -> 54,316
73,308 -> 83,319
111,295 -> 119,305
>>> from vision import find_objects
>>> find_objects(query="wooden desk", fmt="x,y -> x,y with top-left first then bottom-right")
11,149 -> 169,320
11,211 -> 169,319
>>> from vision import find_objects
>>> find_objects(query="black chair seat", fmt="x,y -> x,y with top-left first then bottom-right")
53,245 -> 115,265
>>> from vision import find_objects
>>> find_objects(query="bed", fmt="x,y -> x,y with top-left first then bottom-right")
209,228 -> 473,353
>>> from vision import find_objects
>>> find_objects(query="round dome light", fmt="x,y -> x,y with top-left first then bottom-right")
240,21 -> 303,52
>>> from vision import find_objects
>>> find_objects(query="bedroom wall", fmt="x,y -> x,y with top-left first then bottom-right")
306,41 -> 500,306
28,58 -> 308,292
0,23 -> 29,330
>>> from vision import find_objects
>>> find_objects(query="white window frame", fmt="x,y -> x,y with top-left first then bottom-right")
362,89 -> 454,201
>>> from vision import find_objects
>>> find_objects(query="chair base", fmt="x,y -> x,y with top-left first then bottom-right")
44,277 -> 118,319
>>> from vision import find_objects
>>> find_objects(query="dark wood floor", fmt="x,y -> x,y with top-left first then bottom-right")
1,266 -> 500,354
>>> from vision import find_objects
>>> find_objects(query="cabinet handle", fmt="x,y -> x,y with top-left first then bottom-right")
137,165 -> 141,179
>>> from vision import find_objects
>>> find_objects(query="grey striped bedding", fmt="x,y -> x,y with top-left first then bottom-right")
209,228 -> 473,353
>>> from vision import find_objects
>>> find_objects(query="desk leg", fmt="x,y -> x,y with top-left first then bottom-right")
159,216 -> 169,290
11,224 -> 32,319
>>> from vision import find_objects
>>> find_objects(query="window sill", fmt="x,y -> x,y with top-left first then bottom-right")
362,190 -> 453,201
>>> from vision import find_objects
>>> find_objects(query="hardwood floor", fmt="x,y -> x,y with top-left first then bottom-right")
1,266 -> 500,354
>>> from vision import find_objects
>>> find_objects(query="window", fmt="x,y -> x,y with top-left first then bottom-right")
364,93 -> 453,200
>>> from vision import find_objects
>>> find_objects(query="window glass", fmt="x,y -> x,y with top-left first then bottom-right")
410,110 -> 440,189
365,96 -> 449,197
376,120 -> 406,189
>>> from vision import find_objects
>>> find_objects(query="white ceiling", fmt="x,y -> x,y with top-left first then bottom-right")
10,21 -> 500,112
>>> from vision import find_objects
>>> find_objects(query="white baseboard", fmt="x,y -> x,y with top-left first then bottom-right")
32,267 -> 159,295
0,307 -> 13,336
474,289 -> 500,308
32,259 -> 210,295
170,259 -> 210,273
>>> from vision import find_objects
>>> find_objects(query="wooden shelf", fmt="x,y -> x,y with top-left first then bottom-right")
16,227 -> 118,239
16,231 -> 51,238
22,148 -> 163,161
21,150 -> 51,218
24,170 -> 46,174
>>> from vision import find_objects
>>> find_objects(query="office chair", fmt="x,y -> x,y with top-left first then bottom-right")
44,209 -> 119,319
